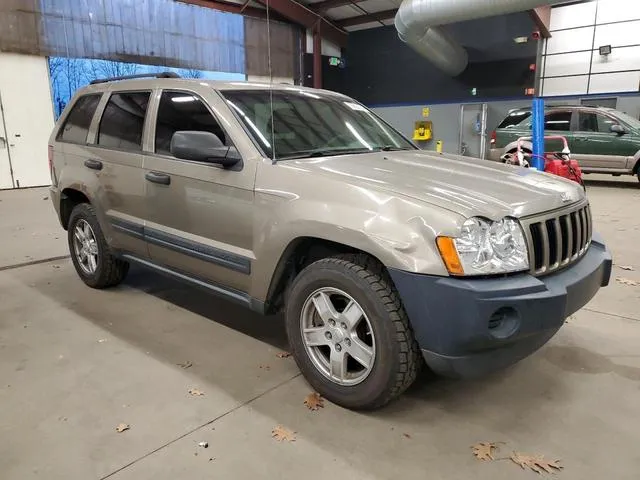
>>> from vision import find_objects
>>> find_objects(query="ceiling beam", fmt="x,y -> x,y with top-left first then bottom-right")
336,8 -> 396,28
529,6 -> 552,38
309,0 -> 364,13
176,0 -> 275,20
253,0 -> 348,46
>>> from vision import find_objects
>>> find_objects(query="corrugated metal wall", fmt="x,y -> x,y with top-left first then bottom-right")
0,0 -> 246,73
244,16 -> 298,79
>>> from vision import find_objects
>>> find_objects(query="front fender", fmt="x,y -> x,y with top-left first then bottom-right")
249,184 -> 462,301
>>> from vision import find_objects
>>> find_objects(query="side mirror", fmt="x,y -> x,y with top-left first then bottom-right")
610,124 -> 626,135
170,131 -> 241,168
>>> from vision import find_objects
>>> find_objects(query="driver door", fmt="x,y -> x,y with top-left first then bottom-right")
142,88 -> 256,293
572,111 -> 629,170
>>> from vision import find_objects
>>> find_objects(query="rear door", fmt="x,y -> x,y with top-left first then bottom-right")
573,110 -> 632,170
142,87 -> 256,293
79,90 -> 151,256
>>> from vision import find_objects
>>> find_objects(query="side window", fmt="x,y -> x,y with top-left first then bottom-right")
544,111 -> 572,131
97,92 -> 150,151
155,91 -> 228,156
577,112 -> 598,132
596,114 -> 616,133
58,94 -> 101,144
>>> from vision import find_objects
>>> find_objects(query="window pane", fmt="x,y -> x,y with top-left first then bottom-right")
59,94 -> 101,144
155,91 -> 227,155
498,110 -> 531,129
98,92 -> 150,151
577,112 -> 597,132
544,111 -> 572,131
596,114 -> 616,133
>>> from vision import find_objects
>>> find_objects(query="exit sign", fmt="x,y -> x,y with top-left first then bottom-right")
328,57 -> 341,66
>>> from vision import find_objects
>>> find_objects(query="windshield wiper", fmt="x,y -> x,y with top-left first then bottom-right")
376,145 -> 413,151
277,147 -> 373,160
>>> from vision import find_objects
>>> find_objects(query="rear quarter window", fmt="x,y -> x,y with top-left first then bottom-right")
57,94 -> 102,144
498,110 -> 531,129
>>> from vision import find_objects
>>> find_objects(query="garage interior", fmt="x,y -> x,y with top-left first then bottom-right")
1,0 -> 640,478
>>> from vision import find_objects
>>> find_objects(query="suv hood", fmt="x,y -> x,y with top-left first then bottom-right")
295,150 -> 585,220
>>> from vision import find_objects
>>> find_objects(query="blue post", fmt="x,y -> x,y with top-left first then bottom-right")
531,97 -> 545,170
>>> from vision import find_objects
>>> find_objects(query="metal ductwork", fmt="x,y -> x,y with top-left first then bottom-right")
394,0 -> 561,76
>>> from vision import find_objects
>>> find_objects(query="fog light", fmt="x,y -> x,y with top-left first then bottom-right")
488,307 -> 519,339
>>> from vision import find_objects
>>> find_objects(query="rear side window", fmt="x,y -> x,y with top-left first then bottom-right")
58,94 -> 101,144
544,111 -> 572,131
498,110 -> 531,129
97,92 -> 150,151
154,91 -> 228,156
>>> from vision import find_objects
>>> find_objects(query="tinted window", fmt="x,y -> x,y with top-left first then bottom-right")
498,110 -> 531,129
544,111 -> 572,131
58,94 -> 101,143
155,91 -> 227,155
222,90 -> 415,159
97,92 -> 150,151
578,112 -> 617,133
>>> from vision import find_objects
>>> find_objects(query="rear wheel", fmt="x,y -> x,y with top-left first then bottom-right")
285,254 -> 421,410
68,203 -> 129,288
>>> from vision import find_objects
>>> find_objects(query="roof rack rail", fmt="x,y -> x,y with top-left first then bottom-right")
90,71 -> 180,85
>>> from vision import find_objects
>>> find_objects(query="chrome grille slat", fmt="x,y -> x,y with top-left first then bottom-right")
523,202 -> 592,276
552,218 -> 562,268
564,215 -> 573,264
573,211 -> 582,259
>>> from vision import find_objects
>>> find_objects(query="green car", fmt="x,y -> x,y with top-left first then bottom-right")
490,105 -> 640,182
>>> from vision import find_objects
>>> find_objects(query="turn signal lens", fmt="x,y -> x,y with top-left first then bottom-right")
436,237 -> 464,275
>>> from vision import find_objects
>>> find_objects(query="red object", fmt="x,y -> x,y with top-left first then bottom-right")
529,63 -> 536,71
490,130 -> 496,145
544,155 -> 583,185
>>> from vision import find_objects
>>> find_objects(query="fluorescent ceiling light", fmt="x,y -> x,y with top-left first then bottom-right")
513,36 -> 529,44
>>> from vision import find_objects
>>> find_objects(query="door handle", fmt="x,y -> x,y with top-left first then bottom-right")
574,137 -> 587,142
84,159 -> 103,170
145,172 -> 171,185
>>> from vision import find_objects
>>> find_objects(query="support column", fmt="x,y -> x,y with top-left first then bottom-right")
531,97 -> 545,171
313,27 -> 322,89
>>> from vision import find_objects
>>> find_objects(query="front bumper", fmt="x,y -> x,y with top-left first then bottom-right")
389,234 -> 612,378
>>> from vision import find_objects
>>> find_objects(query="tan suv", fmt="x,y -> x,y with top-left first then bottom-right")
49,73 -> 612,410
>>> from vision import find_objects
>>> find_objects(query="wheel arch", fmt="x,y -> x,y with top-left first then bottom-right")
60,187 -> 91,230
262,236 -> 388,314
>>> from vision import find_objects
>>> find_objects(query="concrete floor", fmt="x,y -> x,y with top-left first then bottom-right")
1,177 -> 639,479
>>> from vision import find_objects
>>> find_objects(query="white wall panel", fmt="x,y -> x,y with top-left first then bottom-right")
591,46 -> 640,73
543,75 -> 589,96
588,71 -> 640,93
596,0 -> 640,24
544,51 -> 592,77
546,27 -> 595,54
594,20 -> 640,48
550,1 -> 597,31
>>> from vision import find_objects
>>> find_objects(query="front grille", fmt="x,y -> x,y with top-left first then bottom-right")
523,202 -> 592,276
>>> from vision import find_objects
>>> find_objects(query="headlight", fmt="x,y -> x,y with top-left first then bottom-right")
437,217 -> 529,275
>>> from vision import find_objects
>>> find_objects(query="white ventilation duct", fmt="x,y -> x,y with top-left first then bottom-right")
394,0 -> 562,76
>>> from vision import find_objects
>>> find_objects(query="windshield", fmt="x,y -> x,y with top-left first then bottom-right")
614,110 -> 640,130
221,89 -> 416,159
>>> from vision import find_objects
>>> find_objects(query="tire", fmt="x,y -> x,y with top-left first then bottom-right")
68,203 -> 129,288
285,254 -> 422,410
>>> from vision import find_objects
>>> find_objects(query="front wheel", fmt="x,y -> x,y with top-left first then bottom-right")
285,254 -> 422,410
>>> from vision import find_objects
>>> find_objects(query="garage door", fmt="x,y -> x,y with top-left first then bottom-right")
0,53 -> 55,189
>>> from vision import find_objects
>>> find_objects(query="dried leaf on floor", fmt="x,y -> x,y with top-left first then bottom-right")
276,351 -> 291,358
52,265 -> 60,269
511,452 -> 563,474
116,423 -> 130,433
403,433 -> 412,439
618,265 -> 634,271
188,388 -> 205,396
259,364 -> 271,371
198,441 -> 208,448
471,442 -> 500,461
616,277 -> 639,286
177,361 -> 193,369
43,196 -> 49,200
303,392 -> 324,411
271,425 -> 296,442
